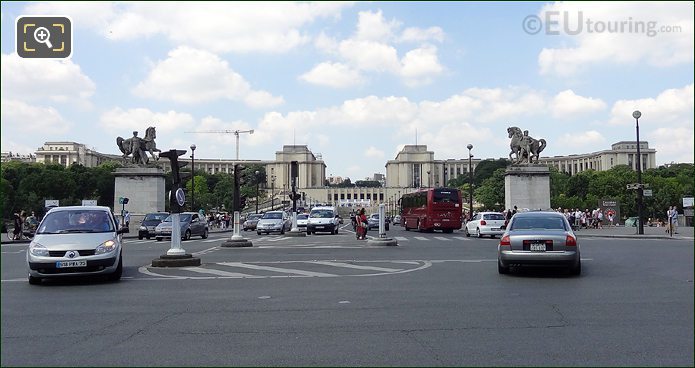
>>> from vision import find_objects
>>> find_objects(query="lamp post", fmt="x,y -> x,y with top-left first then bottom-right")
271,175 -> 276,211
426,170 -> 431,188
190,144 -> 196,212
443,166 -> 448,188
255,170 -> 260,214
467,144 -> 474,221
633,110 -> 644,235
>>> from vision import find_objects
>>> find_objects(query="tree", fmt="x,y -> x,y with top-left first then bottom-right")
354,180 -> 381,188
474,168 -> 505,211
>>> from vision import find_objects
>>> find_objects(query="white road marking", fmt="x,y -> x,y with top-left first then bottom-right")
434,237 -> 451,241
394,236 -> 408,241
181,267 -> 260,278
311,261 -> 402,272
414,237 -> 429,241
192,247 -> 219,256
202,238 -> 225,243
219,262 -> 338,277
453,236 -> 470,241
266,237 -> 290,242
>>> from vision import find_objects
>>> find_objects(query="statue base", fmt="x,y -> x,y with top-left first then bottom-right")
504,165 -> 551,211
113,168 -> 165,226
221,239 -> 253,247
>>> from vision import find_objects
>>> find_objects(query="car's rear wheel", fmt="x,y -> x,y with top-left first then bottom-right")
183,230 -> 191,241
257,231 -> 262,235
465,227 -> 470,237
146,235 -> 150,240
201,229 -> 208,239
476,228 -> 482,238
138,235 -> 143,240
570,259 -> 581,276
498,259 -> 509,274
28,274 -> 42,285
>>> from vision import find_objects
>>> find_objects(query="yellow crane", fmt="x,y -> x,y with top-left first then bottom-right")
185,129 -> 254,160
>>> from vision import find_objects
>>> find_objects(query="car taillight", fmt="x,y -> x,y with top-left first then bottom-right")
500,235 -> 511,246
566,235 -> 577,246
480,220 -> 487,225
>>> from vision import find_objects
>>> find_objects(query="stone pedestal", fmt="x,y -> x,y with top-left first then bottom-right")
113,168 -> 165,223
504,165 -> 550,211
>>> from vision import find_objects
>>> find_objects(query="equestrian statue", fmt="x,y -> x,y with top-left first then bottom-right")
507,126 -> 546,164
116,126 -> 161,165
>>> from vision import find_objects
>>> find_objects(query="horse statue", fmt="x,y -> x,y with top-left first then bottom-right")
507,126 -> 547,164
116,126 -> 160,165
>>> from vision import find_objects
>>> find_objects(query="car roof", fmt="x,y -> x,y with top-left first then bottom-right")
512,211 -> 565,218
479,212 -> 503,215
48,206 -> 112,213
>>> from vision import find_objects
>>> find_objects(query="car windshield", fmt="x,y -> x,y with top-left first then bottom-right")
37,210 -> 114,234
483,213 -> 505,220
297,214 -> 309,220
163,214 -> 192,223
249,214 -> 262,220
509,216 -> 567,231
262,212 -> 283,220
145,213 -> 168,221
310,210 -> 334,218
370,214 -> 379,219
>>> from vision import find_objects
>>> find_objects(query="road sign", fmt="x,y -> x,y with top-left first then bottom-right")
643,189 -> 652,197
175,188 -> 186,207
82,200 -> 97,206
684,197 -> 694,208
45,199 -> 59,207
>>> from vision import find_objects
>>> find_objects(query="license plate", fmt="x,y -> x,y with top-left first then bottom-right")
56,260 -> 87,268
530,243 -> 546,251
315,226 -> 324,229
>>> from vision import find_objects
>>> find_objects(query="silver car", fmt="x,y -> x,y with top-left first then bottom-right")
26,206 -> 127,285
155,212 -> 209,241
497,211 -> 581,275
256,211 -> 291,235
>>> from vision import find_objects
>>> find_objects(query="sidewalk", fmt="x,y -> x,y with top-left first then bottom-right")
575,224 -> 693,240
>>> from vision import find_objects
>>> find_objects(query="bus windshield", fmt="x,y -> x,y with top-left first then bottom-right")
433,189 -> 459,203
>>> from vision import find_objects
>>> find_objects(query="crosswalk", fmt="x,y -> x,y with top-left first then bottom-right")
139,259 -> 432,280
393,236 -> 473,242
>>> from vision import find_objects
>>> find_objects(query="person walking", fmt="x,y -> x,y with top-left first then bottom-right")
669,206 -> 679,235
356,208 -> 367,240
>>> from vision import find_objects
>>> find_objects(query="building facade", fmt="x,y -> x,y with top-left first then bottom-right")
538,141 -> 657,175
34,142 -> 116,167
385,145 -> 482,188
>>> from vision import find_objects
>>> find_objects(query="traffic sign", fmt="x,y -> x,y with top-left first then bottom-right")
82,200 -> 97,206
45,199 -> 59,207
643,189 -> 652,197
175,188 -> 186,207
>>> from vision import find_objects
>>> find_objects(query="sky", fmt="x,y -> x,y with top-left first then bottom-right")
1,1 -> 693,180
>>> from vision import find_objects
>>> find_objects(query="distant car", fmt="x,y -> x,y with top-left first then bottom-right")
256,211 -> 291,235
26,206 -> 127,285
155,212 -> 209,241
307,206 -> 340,235
392,215 -> 401,225
296,213 -> 309,229
497,211 -> 581,275
138,212 -> 169,239
243,214 -> 263,231
465,212 -> 506,238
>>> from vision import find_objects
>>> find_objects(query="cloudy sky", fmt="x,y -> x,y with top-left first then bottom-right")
1,2 -> 693,180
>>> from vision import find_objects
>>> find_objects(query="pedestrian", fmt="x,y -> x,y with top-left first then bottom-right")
597,209 -> 603,229
12,212 -> 22,240
669,206 -> 679,234
607,210 -> 614,228
356,208 -> 368,240
124,210 -> 130,228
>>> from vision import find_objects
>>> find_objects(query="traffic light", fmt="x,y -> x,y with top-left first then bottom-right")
290,161 -> 298,178
239,196 -> 247,210
302,192 -> 306,201
160,149 -> 189,185
232,164 -> 247,212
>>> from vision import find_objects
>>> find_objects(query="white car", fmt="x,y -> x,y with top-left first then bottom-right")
296,213 -> 309,229
307,206 -> 340,235
465,212 -> 506,238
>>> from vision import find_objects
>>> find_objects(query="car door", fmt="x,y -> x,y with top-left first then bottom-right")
190,214 -> 201,235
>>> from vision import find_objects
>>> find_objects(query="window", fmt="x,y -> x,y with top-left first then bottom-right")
433,188 -> 459,203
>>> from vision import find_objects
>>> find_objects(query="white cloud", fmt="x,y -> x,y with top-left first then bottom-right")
354,10 -> 400,42
339,39 -> 402,73
651,127 -> 694,164
551,89 -> 606,118
25,2 -> 353,53
299,62 -> 364,88
557,130 -> 606,148
133,47 -> 283,108
1,53 -> 95,107
399,26 -> 445,43
364,146 -> 385,159
99,107 -> 195,134
537,2 -> 694,76
1,99 -> 71,134
400,45 -> 444,86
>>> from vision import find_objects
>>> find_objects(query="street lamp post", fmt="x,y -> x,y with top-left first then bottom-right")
467,144 -> 474,221
633,110 -> 644,235
271,175 -> 276,211
426,170 -> 431,188
255,170 -> 260,214
190,144 -> 196,212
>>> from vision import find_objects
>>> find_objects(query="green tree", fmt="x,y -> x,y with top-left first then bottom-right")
474,168 -> 505,211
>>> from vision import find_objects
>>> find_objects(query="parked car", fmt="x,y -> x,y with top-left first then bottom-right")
26,206 -> 127,284
243,213 -> 263,231
138,212 -> 169,240
392,215 -> 401,225
155,212 -> 209,241
497,211 -> 581,275
367,213 -> 389,230
256,211 -> 291,235
296,213 -> 309,230
307,206 -> 340,235
465,212 -> 506,238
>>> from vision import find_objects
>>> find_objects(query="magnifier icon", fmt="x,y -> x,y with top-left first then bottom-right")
33,26 -> 53,49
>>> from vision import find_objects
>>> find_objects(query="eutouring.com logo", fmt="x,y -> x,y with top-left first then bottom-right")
522,11 -> 682,37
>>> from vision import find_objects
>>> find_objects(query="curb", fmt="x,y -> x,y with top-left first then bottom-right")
577,234 -> 687,240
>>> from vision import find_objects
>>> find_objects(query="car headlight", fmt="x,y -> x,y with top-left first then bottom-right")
140,226 -> 147,230
29,242 -> 49,257
95,239 -> 117,255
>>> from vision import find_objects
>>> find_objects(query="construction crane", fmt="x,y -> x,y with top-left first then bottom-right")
185,129 -> 254,160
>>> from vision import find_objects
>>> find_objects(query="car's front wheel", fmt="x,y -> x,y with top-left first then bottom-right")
28,274 -> 41,285
108,253 -> 123,282
201,229 -> 208,239
183,230 -> 191,241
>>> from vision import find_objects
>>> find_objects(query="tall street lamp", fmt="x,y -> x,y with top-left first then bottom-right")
633,110 -> 644,235
467,144 -> 474,221
255,170 -> 260,214
271,175 -> 276,211
190,144 -> 196,212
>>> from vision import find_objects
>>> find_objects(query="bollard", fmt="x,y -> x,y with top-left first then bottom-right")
167,213 -> 186,256
222,211 -> 253,247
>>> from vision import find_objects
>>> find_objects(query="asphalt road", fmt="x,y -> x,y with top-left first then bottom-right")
2,224 -> 693,366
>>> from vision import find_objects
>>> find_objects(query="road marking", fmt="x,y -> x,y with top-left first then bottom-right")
434,237 -> 451,241
414,237 -> 429,241
192,246 -> 219,256
182,266 -> 260,278
311,261 -> 402,272
219,262 -> 338,277
202,238 -> 225,243
266,236 -> 289,242
394,236 -> 408,241
453,236 -> 470,241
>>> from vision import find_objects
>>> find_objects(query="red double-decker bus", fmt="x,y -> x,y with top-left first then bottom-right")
399,187 -> 463,233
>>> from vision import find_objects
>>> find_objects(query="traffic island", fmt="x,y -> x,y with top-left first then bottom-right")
367,236 -> 398,246
285,230 -> 306,237
151,253 -> 201,267
221,238 -> 253,247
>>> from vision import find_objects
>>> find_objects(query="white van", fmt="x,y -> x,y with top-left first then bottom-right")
307,206 -> 340,235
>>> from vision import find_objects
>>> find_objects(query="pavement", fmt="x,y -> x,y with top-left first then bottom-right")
574,224 -> 693,240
